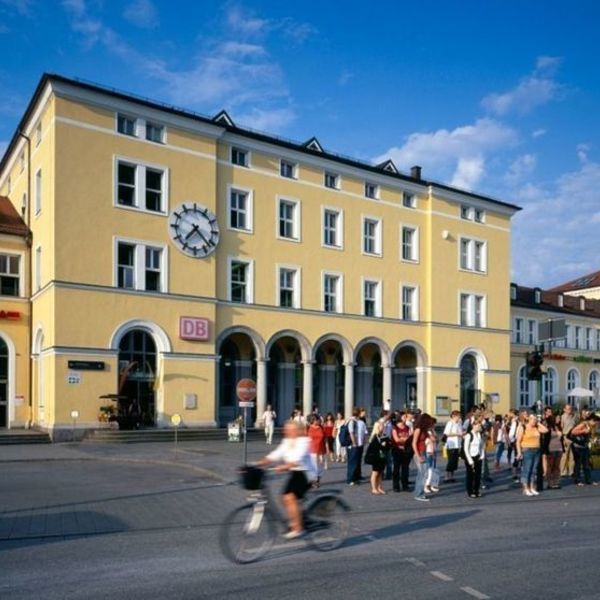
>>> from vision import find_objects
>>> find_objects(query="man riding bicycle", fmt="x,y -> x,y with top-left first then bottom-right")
258,419 -> 318,539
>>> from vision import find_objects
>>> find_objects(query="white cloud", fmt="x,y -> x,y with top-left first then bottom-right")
226,5 -> 269,36
482,56 -> 564,116
505,153 -> 536,184
532,128 -> 546,138
235,106 -> 295,132
0,0 -> 33,16
511,159 -> 600,287
374,118 -> 517,190
338,70 -> 354,86
577,143 -> 589,164
123,0 -> 159,29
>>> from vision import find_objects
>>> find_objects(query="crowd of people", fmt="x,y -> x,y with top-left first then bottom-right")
260,402 -> 600,501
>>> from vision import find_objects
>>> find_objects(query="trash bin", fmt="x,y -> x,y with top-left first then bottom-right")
228,422 -> 241,442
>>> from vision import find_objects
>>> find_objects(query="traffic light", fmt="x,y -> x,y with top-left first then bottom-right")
526,350 -> 544,380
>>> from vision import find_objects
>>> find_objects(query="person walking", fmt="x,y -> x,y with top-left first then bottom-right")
443,411 -> 463,482
392,411 -> 412,492
347,407 -> 367,485
261,404 -> 277,445
559,404 -> 578,477
570,413 -> 599,487
412,413 -> 436,502
543,415 -> 564,489
323,413 -> 335,467
516,414 -> 548,496
334,412 -> 346,463
424,420 -> 439,493
307,415 -> 326,487
463,419 -> 485,498
493,414 -> 508,470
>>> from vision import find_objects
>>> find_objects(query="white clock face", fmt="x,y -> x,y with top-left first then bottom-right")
168,202 -> 220,258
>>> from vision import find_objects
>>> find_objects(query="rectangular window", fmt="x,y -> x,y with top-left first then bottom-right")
461,205 -> 472,220
278,199 -> 298,240
514,318 -> 523,343
460,238 -> 486,272
0,254 -> 20,296
19,151 -> 25,173
34,169 -> 42,215
324,172 -> 339,189
145,122 -> 164,143
35,122 -> 41,146
365,182 -> 378,199
116,160 -> 166,213
117,114 -> 137,136
565,324 -> 572,348
586,327 -> 592,350
280,160 -> 296,179
575,326 -> 582,349
474,209 -> 485,223
231,147 -> 248,167
323,274 -> 341,313
35,246 -> 41,291
402,192 -> 416,208
230,260 -> 250,303
401,286 -> 417,321
363,280 -> 380,317
528,319 -> 536,345
596,330 -> 600,352
401,226 -> 417,261
279,267 -> 298,308
363,218 -> 381,256
323,209 -> 341,248
230,189 -> 249,230
116,241 -> 164,292
461,293 -> 485,327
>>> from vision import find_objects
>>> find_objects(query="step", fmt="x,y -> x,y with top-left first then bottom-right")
0,431 -> 52,445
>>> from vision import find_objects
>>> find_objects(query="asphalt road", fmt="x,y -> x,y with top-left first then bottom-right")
1,442 -> 599,600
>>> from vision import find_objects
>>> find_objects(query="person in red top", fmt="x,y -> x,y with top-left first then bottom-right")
412,413 -> 436,502
323,413 -> 335,469
391,411 -> 412,492
307,415 -> 326,486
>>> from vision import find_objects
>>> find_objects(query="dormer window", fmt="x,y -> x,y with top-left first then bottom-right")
231,147 -> 249,167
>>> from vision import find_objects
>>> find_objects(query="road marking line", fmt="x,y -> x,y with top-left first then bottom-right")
365,534 -> 377,541
430,571 -> 454,581
405,557 -> 426,567
461,586 -> 490,599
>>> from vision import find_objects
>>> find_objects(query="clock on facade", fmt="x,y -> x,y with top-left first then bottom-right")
168,202 -> 220,258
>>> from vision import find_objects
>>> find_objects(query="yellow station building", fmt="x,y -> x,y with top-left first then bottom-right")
0,73 -> 520,439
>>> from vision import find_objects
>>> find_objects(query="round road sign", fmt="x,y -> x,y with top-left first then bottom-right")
236,378 -> 257,402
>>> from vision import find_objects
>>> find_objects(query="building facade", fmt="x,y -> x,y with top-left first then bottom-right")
511,283 -> 600,409
0,74 -> 519,439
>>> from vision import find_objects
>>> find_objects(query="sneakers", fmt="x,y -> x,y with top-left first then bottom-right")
414,495 -> 430,502
283,530 -> 305,540
523,489 -> 533,496
530,489 -> 540,496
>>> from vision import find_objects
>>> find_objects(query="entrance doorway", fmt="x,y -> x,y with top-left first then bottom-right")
267,337 -> 303,424
460,354 -> 479,415
0,337 -> 7,428
117,329 -> 157,428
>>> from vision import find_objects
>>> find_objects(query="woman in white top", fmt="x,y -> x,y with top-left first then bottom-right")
463,419 -> 485,498
443,411 -> 463,482
261,404 -> 277,445
258,420 -> 317,539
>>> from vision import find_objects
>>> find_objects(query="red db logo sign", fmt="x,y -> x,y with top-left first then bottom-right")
179,317 -> 210,341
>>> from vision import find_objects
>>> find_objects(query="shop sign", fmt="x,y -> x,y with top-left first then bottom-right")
179,316 -> 210,341
545,353 -> 567,361
68,361 -> 105,370
0,310 -> 20,320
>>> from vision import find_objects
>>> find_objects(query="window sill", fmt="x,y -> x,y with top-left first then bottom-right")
227,226 -> 254,234
114,204 -> 167,217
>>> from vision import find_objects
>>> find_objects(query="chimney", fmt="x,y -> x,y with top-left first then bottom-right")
410,165 -> 422,180
557,293 -> 564,308
534,287 -> 541,304
580,297 -> 586,311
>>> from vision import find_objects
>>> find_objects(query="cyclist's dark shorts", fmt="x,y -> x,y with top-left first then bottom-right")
284,470 -> 311,499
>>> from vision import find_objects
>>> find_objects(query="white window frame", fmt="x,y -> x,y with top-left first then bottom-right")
514,317 -> 523,344
276,196 -> 301,242
543,367 -> 557,405
365,182 -> 379,200
322,271 -> 343,314
518,365 -> 532,407
280,159 -> 298,179
400,224 -> 419,263
362,216 -> 382,257
145,120 -> 165,144
459,291 -> 486,328
566,368 -> 580,404
586,327 -> 593,351
324,171 -> 340,190
321,206 -> 343,250
459,237 -> 487,273
0,251 -> 24,297
402,191 -> 416,209
362,278 -> 382,318
527,319 -> 537,345
474,208 -> 486,223
227,184 -> 254,233
116,113 -> 138,137
589,370 -> 599,396
400,283 -> 419,321
35,168 -> 42,216
231,146 -> 250,167
277,264 -> 301,309
113,156 -> 169,215
228,256 -> 254,304
575,326 -> 582,350
113,237 -> 168,293
35,246 -> 41,291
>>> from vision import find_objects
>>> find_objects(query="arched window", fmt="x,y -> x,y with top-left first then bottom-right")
542,367 -> 557,405
566,369 -> 580,405
518,364 -> 531,407
589,370 -> 599,407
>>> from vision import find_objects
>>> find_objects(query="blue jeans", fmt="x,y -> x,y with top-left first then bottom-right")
521,448 -> 540,486
347,445 -> 364,484
495,442 -> 505,463
413,456 -> 429,498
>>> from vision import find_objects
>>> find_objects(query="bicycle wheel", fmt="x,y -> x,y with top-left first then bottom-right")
304,495 -> 350,551
219,502 -> 277,564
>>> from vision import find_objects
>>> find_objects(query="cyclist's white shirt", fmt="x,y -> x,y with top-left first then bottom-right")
267,436 -> 318,480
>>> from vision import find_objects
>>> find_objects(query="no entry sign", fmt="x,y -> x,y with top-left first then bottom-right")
236,378 -> 257,405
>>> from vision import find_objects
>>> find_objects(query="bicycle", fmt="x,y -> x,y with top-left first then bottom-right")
219,465 -> 351,564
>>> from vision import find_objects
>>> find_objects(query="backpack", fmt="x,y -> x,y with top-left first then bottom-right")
338,420 -> 352,447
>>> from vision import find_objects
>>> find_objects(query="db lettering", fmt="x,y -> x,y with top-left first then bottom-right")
180,317 -> 210,341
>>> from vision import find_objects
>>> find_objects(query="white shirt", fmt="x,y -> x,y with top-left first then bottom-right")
443,420 -> 463,450
463,431 -> 485,463
266,436 -> 318,479
262,410 -> 276,426
348,418 -> 367,447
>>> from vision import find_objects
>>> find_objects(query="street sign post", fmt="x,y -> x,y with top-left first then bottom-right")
171,413 -> 182,457
236,379 -> 257,464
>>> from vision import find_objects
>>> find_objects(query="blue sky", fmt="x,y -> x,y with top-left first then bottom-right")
1,0 -> 599,288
